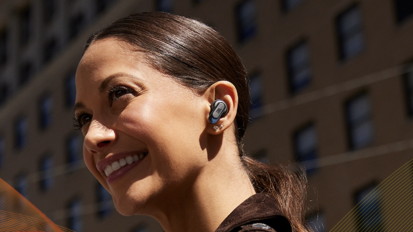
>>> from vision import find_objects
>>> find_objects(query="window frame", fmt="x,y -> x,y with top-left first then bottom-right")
67,198 -> 82,232
14,117 -> 28,150
96,182 -> 112,218
293,122 -> 319,174
14,173 -> 28,199
235,0 -> 258,43
281,0 -> 304,13
354,182 -> 383,231
39,94 -> 53,130
335,4 -> 365,61
393,0 -> 413,24
286,40 -> 312,94
0,28 -> 8,66
65,71 -> 76,108
66,133 -> 82,173
156,0 -> 173,13
249,71 -> 263,120
39,154 -> 53,191
19,5 -> 32,46
344,92 -> 374,150
42,0 -> 56,24
402,63 -> 413,117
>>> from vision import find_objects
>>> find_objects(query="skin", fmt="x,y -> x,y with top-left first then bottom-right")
75,38 -> 256,232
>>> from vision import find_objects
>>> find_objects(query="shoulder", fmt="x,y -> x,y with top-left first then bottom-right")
215,193 -> 292,232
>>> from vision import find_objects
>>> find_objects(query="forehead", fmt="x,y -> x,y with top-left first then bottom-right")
77,39 -> 141,74
75,38 -> 193,97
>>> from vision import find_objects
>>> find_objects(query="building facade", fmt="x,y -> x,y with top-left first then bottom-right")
0,0 -> 413,231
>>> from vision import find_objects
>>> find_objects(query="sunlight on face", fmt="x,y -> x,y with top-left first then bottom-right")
75,38 -> 210,216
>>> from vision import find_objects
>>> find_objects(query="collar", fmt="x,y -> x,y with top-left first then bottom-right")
215,193 -> 291,232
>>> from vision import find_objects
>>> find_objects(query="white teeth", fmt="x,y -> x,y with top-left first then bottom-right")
104,153 -> 147,177
126,156 -> 133,164
104,166 -> 113,177
111,161 -> 120,171
119,158 -> 126,167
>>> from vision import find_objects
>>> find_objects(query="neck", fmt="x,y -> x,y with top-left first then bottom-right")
151,147 -> 256,232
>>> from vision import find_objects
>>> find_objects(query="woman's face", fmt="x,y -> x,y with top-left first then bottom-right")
75,38 -> 210,216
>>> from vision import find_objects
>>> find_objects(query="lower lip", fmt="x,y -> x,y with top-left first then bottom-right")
106,157 -> 145,184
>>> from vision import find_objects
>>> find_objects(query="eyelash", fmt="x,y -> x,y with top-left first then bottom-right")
73,111 -> 91,130
73,85 -> 136,130
108,85 -> 136,106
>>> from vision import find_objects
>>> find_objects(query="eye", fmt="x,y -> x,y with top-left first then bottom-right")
108,85 -> 136,106
73,112 -> 92,130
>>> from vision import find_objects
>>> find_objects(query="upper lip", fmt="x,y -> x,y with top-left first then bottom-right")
96,151 -> 148,173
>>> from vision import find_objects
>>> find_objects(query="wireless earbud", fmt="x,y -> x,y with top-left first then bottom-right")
208,100 -> 228,124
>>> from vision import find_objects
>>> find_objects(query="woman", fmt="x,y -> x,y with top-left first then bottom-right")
74,12 -> 309,232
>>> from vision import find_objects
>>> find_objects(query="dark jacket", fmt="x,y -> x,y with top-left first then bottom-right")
215,193 -> 292,232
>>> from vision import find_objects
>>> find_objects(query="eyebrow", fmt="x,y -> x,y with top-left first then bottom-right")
74,72 -> 142,112
99,72 -> 142,92
74,102 -> 86,112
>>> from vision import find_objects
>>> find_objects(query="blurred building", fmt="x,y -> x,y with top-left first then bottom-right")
0,0 -> 413,231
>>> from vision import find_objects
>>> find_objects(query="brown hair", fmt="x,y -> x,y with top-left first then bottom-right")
85,12 -> 309,232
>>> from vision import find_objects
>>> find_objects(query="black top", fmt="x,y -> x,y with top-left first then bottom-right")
215,193 -> 292,232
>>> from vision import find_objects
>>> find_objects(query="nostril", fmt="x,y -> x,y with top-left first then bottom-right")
97,141 -> 111,148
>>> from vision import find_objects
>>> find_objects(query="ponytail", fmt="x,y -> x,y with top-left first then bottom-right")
241,155 -> 310,232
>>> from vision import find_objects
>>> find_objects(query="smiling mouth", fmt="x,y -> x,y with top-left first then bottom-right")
103,152 -> 148,177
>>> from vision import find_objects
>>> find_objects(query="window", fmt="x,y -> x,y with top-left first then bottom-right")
43,38 -> 59,64
15,117 -> 28,149
355,184 -> 383,231
281,0 -> 303,12
307,212 -> 325,232
39,95 -> 52,129
69,13 -> 86,40
403,63 -> 413,117
249,72 -> 263,120
97,182 -> 112,218
193,0 -> 205,4
0,83 -> 9,106
19,62 -> 34,86
236,0 -> 257,43
39,155 -> 53,191
293,123 -> 318,174
65,71 -> 76,107
66,134 -> 81,172
336,5 -> 364,61
0,28 -> 7,65
67,198 -> 82,232
286,41 -> 312,94
14,174 -> 28,199
42,0 -> 56,24
156,0 -> 173,13
394,0 -> 413,23
131,225 -> 148,232
345,93 -> 374,150
19,5 -> 32,46
95,0 -> 115,14
0,138 -> 4,168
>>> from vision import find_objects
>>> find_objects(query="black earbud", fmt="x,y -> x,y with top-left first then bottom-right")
208,100 -> 228,124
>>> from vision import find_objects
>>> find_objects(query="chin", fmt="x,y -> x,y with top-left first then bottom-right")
113,195 -> 143,216
112,186 -> 152,216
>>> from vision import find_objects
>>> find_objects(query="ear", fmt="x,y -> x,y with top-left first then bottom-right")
203,81 -> 238,135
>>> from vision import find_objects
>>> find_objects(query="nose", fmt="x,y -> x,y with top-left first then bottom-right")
84,120 -> 116,154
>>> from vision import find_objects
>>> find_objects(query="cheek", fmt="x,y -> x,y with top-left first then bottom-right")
83,146 -> 101,181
